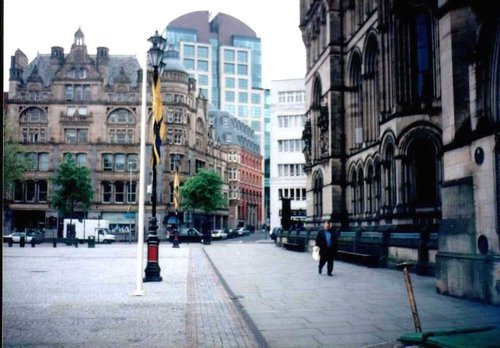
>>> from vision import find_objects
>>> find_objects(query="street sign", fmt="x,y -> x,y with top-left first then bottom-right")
124,212 -> 136,219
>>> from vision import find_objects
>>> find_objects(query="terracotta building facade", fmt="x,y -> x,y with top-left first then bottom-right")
300,0 -> 499,303
208,110 -> 263,230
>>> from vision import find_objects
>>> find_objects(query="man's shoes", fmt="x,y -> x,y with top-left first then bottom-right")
318,268 -> 322,274
327,273 -> 333,276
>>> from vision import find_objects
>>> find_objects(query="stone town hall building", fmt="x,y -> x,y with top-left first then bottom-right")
4,28 -> 255,238
299,0 -> 499,303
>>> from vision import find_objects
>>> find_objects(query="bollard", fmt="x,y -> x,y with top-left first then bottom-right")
8,239 -> 13,247
398,262 -> 422,333
53,239 -> 57,248
203,231 -> 211,245
31,238 -> 36,247
172,230 -> 180,248
20,236 -> 25,248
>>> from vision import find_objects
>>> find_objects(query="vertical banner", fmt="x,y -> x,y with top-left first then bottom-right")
174,166 -> 180,210
151,78 -> 165,166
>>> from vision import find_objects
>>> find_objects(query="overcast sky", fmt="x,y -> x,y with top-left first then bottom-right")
3,0 -> 306,91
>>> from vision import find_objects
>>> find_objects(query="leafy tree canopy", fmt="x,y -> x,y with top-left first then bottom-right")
180,169 -> 226,213
3,120 -> 30,197
51,154 -> 94,217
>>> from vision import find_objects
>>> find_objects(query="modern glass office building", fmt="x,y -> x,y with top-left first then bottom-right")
164,11 -> 270,227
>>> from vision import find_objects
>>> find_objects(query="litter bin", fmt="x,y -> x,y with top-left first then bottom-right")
88,236 -> 95,248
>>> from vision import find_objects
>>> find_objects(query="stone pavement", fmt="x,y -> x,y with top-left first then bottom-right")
205,242 -> 500,347
3,240 -> 500,347
3,242 -> 261,348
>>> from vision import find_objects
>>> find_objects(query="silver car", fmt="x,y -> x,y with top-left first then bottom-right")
5,232 -> 33,243
235,227 -> 249,236
210,229 -> 228,240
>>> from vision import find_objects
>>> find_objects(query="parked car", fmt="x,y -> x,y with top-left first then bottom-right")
4,232 -> 33,243
227,229 -> 239,238
210,229 -> 228,240
235,227 -> 249,236
168,227 -> 203,243
270,227 -> 282,240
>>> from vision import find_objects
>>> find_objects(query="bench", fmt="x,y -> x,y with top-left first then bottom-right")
336,250 -> 378,266
283,235 -> 307,252
283,242 -> 306,251
398,325 -> 500,347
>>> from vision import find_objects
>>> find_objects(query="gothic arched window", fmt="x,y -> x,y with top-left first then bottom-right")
384,144 -> 396,210
312,76 -> 323,160
364,35 -> 379,143
367,164 -> 374,214
351,169 -> 357,215
357,169 -> 365,215
313,171 -> 323,220
349,52 -> 363,149
374,160 -> 381,213
414,11 -> 433,102
476,20 -> 500,123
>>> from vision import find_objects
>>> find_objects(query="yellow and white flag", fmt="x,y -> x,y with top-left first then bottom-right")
151,78 -> 166,165
174,166 -> 180,210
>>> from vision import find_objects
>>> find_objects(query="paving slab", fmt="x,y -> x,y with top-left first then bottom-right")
2,243 -> 262,347
204,243 -> 500,348
3,241 -> 500,347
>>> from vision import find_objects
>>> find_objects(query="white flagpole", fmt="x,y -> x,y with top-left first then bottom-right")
133,49 -> 148,296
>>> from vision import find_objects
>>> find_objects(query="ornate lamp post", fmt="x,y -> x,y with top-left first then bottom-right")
144,30 -> 165,282
172,154 -> 181,248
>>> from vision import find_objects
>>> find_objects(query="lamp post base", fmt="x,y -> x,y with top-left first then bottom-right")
144,261 -> 163,282
144,234 -> 162,282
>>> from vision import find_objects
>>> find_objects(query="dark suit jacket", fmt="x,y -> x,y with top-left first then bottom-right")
315,229 -> 338,256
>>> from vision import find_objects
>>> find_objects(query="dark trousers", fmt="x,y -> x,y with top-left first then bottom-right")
318,247 -> 335,274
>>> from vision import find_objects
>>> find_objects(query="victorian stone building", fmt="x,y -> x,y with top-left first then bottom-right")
4,28 -> 231,238
208,110 -> 263,230
300,0 -> 499,303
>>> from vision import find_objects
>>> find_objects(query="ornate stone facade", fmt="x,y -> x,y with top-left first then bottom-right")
300,0 -> 500,303
4,28 -> 231,238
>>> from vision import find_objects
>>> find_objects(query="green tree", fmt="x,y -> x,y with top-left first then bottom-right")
51,155 -> 94,218
2,120 -> 30,199
180,169 -> 226,214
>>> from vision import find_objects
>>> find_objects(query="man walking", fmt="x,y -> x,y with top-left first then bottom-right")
315,220 -> 337,276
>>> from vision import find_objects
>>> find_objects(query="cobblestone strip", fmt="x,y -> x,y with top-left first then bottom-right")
186,246 -> 198,347
189,245 -> 263,347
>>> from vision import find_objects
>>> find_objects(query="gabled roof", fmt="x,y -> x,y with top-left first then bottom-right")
22,54 -> 141,87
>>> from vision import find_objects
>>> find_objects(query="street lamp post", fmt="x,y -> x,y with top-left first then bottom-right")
172,154 -> 181,248
128,161 -> 135,244
144,30 -> 165,282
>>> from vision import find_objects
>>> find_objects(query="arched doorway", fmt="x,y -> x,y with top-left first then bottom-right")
407,137 -> 439,207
